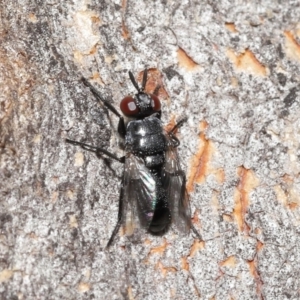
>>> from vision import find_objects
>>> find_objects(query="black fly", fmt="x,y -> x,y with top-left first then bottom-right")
66,69 -> 201,247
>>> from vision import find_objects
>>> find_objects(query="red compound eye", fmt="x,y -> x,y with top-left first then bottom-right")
120,96 -> 139,116
150,94 -> 161,111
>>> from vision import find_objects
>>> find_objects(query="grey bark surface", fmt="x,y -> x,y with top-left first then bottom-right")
1,0 -> 300,299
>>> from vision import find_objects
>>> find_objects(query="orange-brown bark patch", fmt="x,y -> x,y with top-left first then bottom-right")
181,257 -> 189,271
121,0 -> 127,10
177,47 -> 199,71
248,260 -> 256,278
77,282 -> 91,293
156,261 -> 177,278
164,115 -> 176,133
257,241 -> 264,251
127,286 -> 135,300
28,13 -> 38,23
73,50 -> 83,64
223,214 -> 233,222
189,239 -> 205,257
121,0 -> 130,40
225,22 -> 238,33
237,167 -> 260,191
91,16 -> 101,24
233,167 -> 259,232
0,270 -> 14,283
121,20 -> 130,40
288,202 -> 298,210
199,121 -> 208,131
247,240 -> 264,296
248,258 -> 263,296
89,44 -> 98,55
282,174 -> 294,184
144,238 -> 152,245
149,238 -> 168,255
254,228 -> 261,235
226,48 -> 267,76
186,123 -> 212,193
90,72 -> 104,86
138,68 -> 169,101
274,185 -> 288,206
220,256 -> 237,268
284,31 -> 300,62
214,168 -> 226,184
191,209 -> 200,225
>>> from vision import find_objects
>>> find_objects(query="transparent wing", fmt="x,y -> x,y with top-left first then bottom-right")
161,136 -> 192,233
122,154 -> 158,235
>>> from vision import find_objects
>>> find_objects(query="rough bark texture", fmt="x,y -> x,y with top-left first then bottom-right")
1,0 -> 300,299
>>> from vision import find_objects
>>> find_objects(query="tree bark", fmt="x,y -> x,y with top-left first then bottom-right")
1,0 -> 300,299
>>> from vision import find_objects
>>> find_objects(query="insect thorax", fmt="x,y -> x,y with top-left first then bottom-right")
125,116 -> 167,167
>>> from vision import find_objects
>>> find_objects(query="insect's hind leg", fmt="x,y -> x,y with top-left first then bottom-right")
81,77 -> 126,138
66,139 -> 125,163
178,170 -> 203,241
106,179 -> 125,248
190,223 -> 202,241
66,139 -> 125,247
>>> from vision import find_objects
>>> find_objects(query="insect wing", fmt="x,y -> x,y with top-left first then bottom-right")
123,154 -> 157,234
162,140 -> 192,233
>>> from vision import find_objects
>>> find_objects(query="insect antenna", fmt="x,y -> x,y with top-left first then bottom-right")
128,71 -> 141,92
141,68 -> 148,92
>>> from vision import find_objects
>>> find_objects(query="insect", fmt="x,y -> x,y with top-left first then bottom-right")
66,69 -> 201,247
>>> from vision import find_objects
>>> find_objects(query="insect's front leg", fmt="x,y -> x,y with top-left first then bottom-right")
66,139 -> 125,163
169,117 -> 188,134
167,117 -> 188,147
81,77 -> 126,138
117,117 -> 126,138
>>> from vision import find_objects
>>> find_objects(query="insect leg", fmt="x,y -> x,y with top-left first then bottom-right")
81,77 -> 126,138
117,118 -> 126,138
190,223 -> 202,240
180,171 -> 203,241
106,179 -> 125,248
66,139 -> 125,163
167,117 -> 188,147
169,167 -> 203,241
81,77 -> 121,118
169,117 -> 188,134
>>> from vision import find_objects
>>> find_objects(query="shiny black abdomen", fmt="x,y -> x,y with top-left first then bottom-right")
147,172 -> 171,234
125,116 -> 171,233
